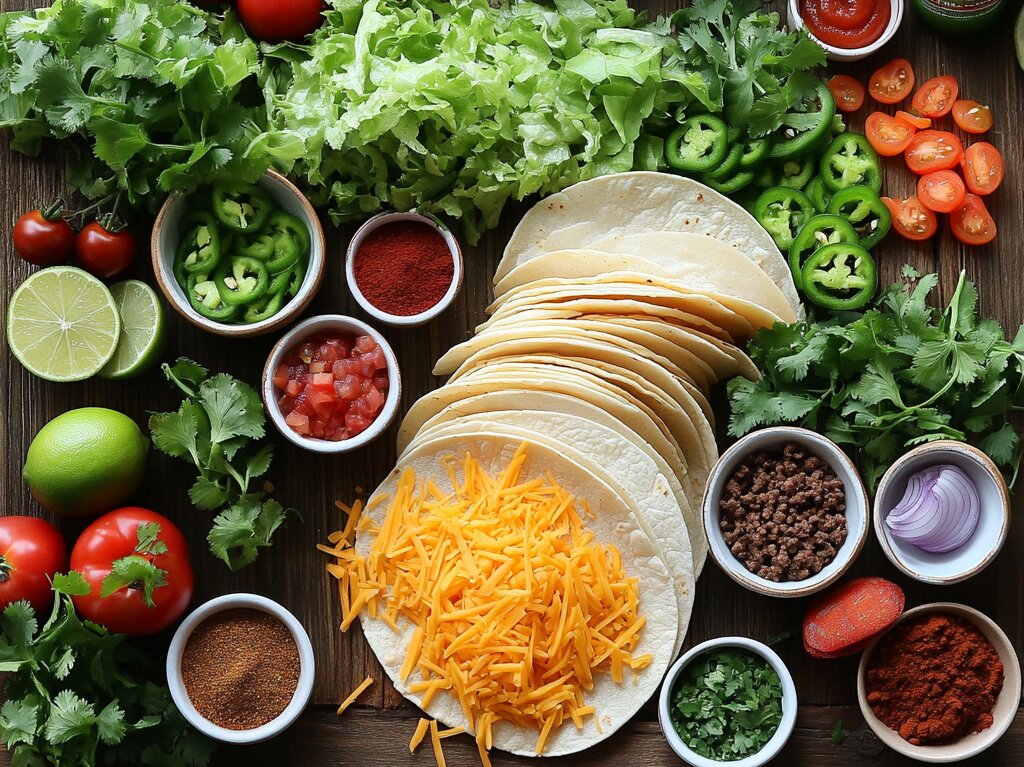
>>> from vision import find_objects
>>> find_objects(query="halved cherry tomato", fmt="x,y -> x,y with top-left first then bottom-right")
911,75 -> 959,118
961,142 -> 1003,196
905,130 -> 964,174
865,112 -> 915,157
828,75 -> 865,113
952,100 -> 993,134
895,110 -> 931,130
917,171 -> 967,213
882,195 -> 938,241
869,58 -> 915,104
950,194 -> 996,246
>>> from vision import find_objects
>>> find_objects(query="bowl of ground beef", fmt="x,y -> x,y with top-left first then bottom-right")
701,426 -> 869,598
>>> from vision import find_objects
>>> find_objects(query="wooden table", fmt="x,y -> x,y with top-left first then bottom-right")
1,1 -> 1022,764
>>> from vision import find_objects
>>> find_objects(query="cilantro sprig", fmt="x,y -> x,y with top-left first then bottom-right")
149,359 -> 296,570
99,523 -> 169,607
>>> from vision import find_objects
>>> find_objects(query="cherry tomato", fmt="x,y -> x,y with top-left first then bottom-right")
917,171 -> 967,214
75,221 -> 135,279
911,75 -> 959,118
828,75 -> 865,113
869,58 -> 915,104
70,507 -> 193,636
952,100 -> 993,134
895,110 -> 931,130
905,130 -> 964,174
882,195 -> 938,242
237,0 -> 325,42
0,516 -> 67,612
950,194 -> 997,246
865,112 -> 916,157
962,142 -> 1004,196
13,208 -> 76,267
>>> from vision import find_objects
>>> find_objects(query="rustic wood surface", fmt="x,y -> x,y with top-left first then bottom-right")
1,0 -> 1022,764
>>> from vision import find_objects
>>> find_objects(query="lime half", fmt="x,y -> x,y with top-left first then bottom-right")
7,266 -> 121,382
99,280 -> 166,379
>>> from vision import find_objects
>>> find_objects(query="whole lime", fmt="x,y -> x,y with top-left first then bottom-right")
24,407 -> 149,518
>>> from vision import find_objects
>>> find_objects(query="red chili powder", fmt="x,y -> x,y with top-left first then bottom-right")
353,221 -> 454,316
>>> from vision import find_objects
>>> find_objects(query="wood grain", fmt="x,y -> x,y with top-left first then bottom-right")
0,0 -> 1022,764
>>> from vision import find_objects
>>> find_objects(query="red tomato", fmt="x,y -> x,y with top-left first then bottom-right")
828,75 -> 865,113
895,110 -> 930,130
962,142 -> 1004,196
865,112 -> 915,156
0,516 -> 67,612
917,171 -> 967,214
950,194 -> 997,246
70,508 -> 193,636
952,100 -> 993,134
237,0 -> 325,42
13,209 -> 76,267
76,222 -> 135,279
882,195 -> 938,241
911,75 -> 959,118
869,58 -> 915,104
904,130 -> 964,174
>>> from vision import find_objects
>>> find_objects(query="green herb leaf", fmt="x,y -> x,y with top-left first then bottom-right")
832,718 -> 845,745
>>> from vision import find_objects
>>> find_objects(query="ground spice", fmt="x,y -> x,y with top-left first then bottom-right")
353,221 -> 454,316
181,608 -> 301,730
865,612 -> 1003,745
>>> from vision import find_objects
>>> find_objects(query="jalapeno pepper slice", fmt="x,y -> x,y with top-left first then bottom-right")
212,181 -> 273,233
263,211 -> 311,255
753,187 -> 815,252
777,156 -> 816,189
826,185 -> 892,250
187,273 -> 238,321
804,176 -> 831,213
214,255 -> 270,306
740,138 -> 772,169
788,214 -> 859,290
288,257 -> 307,297
704,170 -> 755,195
704,143 -> 744,181
665,115 -> 730,173
242,285 -> 288,324
237,233 -> 276,260
801,242 -> 877,311
819,133 -> 882,193
769,82 -> 837,160
177,212 -> 222,275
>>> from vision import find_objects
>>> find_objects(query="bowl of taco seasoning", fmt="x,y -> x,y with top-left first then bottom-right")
166,593 -> 315,744
345,211 -> 463,327
857,602 -> 1021,762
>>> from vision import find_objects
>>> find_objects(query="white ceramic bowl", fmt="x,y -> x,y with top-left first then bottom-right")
152,170 -> 326,337
345,211 -> 463,328
659,637 -> 798,766
874,441 -> 1009,585
166,593 -> 315,745
262,314 -> 401,454
787,0 -> 904,62
702,426 -> 869,598
857,602 -> 1021,763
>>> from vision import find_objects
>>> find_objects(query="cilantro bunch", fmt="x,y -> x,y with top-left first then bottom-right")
149,359 -> 296,571
729,268 -> 1024,491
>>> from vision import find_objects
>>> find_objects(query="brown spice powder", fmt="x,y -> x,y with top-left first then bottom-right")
181,608 -> 301,730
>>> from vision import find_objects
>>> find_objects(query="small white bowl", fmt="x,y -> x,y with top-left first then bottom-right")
857,602 -> 1021,762
345,211 -> 463,328
262,314 -> 401,454
787,0 -> 903,62
659,637 -> 798,767
702,426 -> 869,598
166,593 -> 315,745
152,170 -> 326,337
874,441 -> 1009,585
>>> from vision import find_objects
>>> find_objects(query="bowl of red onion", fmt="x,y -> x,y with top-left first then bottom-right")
873,440 -> 1009,585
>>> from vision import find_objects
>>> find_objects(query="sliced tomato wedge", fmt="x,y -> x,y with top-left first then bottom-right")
961,142 -> 1004,196
917,171 -> 967,214
865,112 -> 915,157
869,58 -> 915,104
895,110 -> 931,130
905,130 -> 964,174
828,75 -> 865,113
882,195 -> 938,241
950,194 -> 996,246
911,75 -> 959,118
952,100 -> 993,134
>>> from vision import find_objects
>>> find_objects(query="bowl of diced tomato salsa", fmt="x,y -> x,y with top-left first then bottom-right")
262,315 -> 401,453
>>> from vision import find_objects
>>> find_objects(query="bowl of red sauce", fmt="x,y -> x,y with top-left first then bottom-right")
788,0 -> 903,62
262,315 -> 401,453
346,211 -> 463,328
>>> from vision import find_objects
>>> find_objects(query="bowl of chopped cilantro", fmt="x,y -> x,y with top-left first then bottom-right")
658,637 -> 797,766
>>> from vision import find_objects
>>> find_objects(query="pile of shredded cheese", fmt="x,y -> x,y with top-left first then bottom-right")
319,443 -> 651,764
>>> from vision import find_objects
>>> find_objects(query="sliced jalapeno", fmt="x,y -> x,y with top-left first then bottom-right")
237,233 -> 276,260
288,256 -> 307,297
263,211 -> 311,255
703,143 -> 744,181
804,176 -> 832,213
826,185 -> 893,250
242,285 -> 288,324
777,156 -> 816,189
788,214 -> 860,290
740,138 -> 772,169
214,255 -> 270,306
212,181 -> 273,233
704,170 -> 755,195
769,82 -> 837,160
752,187 -> 815,252
187,273 -> 238,321
665,114 -> 730,173
801,242 -> 877,311
820,133 -> 882,193
177,212 -> 222,275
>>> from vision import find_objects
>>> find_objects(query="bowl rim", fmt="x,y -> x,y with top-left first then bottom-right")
702,425 -> 870,598
856,602 -> 1022,763
344,210 -> 463,328
658,636 -> 798,767
787,0 -> 903,58
873,440 -> 1010,585
151,169 -> 326,338
165,593 -> 315,745
261,314 -> 402,454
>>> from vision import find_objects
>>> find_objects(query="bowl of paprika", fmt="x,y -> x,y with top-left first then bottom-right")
345,211 -> 463,327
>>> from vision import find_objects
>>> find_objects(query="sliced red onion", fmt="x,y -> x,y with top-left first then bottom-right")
885,464 -> 979,553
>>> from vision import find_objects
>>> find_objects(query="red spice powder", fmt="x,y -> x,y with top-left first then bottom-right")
353,221 -> 454,316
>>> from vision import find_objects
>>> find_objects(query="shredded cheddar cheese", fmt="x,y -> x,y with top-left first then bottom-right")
410,718 -> 430,753
429,719 -> 447,767
336,676 -> 374,715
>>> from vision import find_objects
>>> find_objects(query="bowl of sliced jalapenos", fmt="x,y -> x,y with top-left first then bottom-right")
152,170 -> 326,336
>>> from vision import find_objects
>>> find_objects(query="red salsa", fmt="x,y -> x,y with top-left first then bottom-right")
799,0 -> 891,49
273,333 -> 388,441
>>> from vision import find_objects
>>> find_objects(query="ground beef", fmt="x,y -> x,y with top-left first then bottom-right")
719,441 -> 847,582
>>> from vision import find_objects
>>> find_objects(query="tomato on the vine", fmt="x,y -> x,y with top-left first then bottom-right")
0,516 -> 66,612
237,0 -> 325,42
76,221 -> 135,279
882,195 -> 938,242
13,205 -> 76,267
950,194 -> 997,246
869,58 -> 915,104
